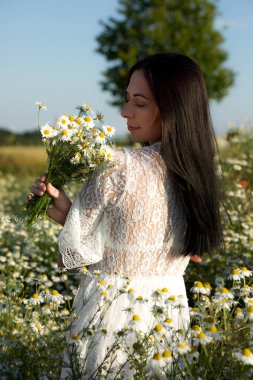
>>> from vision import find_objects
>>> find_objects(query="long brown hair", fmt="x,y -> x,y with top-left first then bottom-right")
127,52 -> 223,256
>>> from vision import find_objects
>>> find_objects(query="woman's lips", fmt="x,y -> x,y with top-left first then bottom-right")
128,125 -> 141,132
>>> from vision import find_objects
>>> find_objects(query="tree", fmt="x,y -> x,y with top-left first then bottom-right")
96,0 -> 235,107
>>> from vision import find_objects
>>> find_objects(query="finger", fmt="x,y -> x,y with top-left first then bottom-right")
46,183 -> 60,199
39,174 -> 47,182
30,185 -> 44,196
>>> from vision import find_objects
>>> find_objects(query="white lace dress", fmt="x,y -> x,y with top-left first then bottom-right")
58,142 -> 190,379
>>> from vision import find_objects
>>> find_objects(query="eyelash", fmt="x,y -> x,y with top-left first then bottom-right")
125,98 -> 145,107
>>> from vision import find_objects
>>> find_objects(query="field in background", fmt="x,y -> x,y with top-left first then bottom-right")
0,146 -> 47,176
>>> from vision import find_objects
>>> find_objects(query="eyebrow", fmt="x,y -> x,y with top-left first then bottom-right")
126,91 -> 149,100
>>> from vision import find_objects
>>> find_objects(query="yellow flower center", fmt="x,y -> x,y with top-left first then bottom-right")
241,267 -> 248,271
85,116 -> 92,122
69,116 -> 75,122
248,306 -> 253,313
153,353 -> 162,361
99,132 -> 105,138
243,348 -> 252,357
107,284 -> 113,288
154,324 -> 163,332
221,287 -> 229,293
132,314 -> 140,321
128,288 -> 135,293
235,307 -> 242,313
162,287 -> 168,293
232,268 -> 239,275
101,291 -> 107,297
71,333 -> 79,340
52,290 -> 59,296
136,296 -> 143,300
178,343 -> 187,349
44,129 -> 50,135
98,280 -> 105,286
62,130 -> 68,135
85,105 -> 91,109
163,349 -> 171,358
192,325 -> 201,332
164,318 -> 173,324
169,295 -> 176,301
33,294 -> 39,299
76,118 -> 82,125
210,326 -> 217,333
197,332 -> 206,339
107,126 -> 112,132
195,281 -> 203,288
61,119 -> 66,124
204,282 -> 211,288
35,323 -> 41,329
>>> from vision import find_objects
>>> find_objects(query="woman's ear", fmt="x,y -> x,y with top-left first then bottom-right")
190,255 -> 202,263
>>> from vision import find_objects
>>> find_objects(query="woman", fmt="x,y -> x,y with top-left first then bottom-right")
28,52 -> 222,378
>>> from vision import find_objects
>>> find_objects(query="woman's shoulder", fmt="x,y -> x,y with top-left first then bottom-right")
112,142 -> 162,163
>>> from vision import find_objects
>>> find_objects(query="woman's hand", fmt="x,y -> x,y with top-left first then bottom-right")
27,175 -> 72,226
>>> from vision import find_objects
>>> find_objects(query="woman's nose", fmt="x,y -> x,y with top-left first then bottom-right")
121,102 -> 133,119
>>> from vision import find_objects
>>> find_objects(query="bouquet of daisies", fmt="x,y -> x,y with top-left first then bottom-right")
22,101 -> 115,230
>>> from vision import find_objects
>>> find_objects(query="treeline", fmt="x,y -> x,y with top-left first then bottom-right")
0,128 -> 133,146
0,128 -> 42,146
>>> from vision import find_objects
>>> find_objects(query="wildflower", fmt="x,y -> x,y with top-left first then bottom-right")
189,307 -> 199,317
30,321 -> 45,334
129,314 -> 141,326
173,342 -> 192,355
40,288 -> 51,301
244,297 -> 253,306
83,115 -> 94,129
191,324 -> 202,336
59,128 -> 72,142
29,293 -> 44,305
162,317 -> 174,329
50,290 -> 64,305
235,307 -> 244,319
102,125 -> 115,136
234,348 -> 253,365
95,111 -> 104,123
166,295 -> 178,306
228,268 -> 241,281
135,295 -> 146,304
40,123 -> 56,138
35,101 -> 47,110
203,282 -> 212,295
240,285 -> 251,296
247,305 -> 253,320
215,287 -> 234,300
41,304 -> 51,315
150,352 -> 164,375
57,115 -> 69,128
193,332 -> 213,345
239,267 -> 252,278
206,326 -> 222,341
190,281 -> 206,294
95,131 -> 106,144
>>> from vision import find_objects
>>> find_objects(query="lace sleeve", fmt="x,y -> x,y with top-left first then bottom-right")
58,150 -> 127,270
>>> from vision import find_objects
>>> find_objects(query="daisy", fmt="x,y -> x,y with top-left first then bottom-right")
129,314 -> 141,326
57,115 -> 69,128
206,326 -> 222,341
102,125 -> 115,137
190,281 -> 206,295
234,348 -> 253,365
29,293 -> 44,305
40,123 -> 57,139
50,290 -> 64,305
203,282 -> 212,295
30,321 -> 45,334
228,268 -> 241,281
162,317 -> 174,329
94,131 -> 106,144
83,115 -> 94,129
39,288 -> 51,301
35,101 -> 47,110
240,285 -> 251,296
247,305 -> 253,320
173,341 -> 192,355
193,332 -> 213,345
239,267 -> 252,278
235,307 -> 244,319
59,128 -> 73,142
95,111 -> 104,123
70,152 -> 82,165
215,287 -> 234,300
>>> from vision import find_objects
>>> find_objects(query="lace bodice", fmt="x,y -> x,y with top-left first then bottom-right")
58,143 -> 190,276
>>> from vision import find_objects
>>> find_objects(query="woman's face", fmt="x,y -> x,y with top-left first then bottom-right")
121,69 -> 162,145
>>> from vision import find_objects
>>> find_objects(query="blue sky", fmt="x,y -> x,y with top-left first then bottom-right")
0,0 -> 252,137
